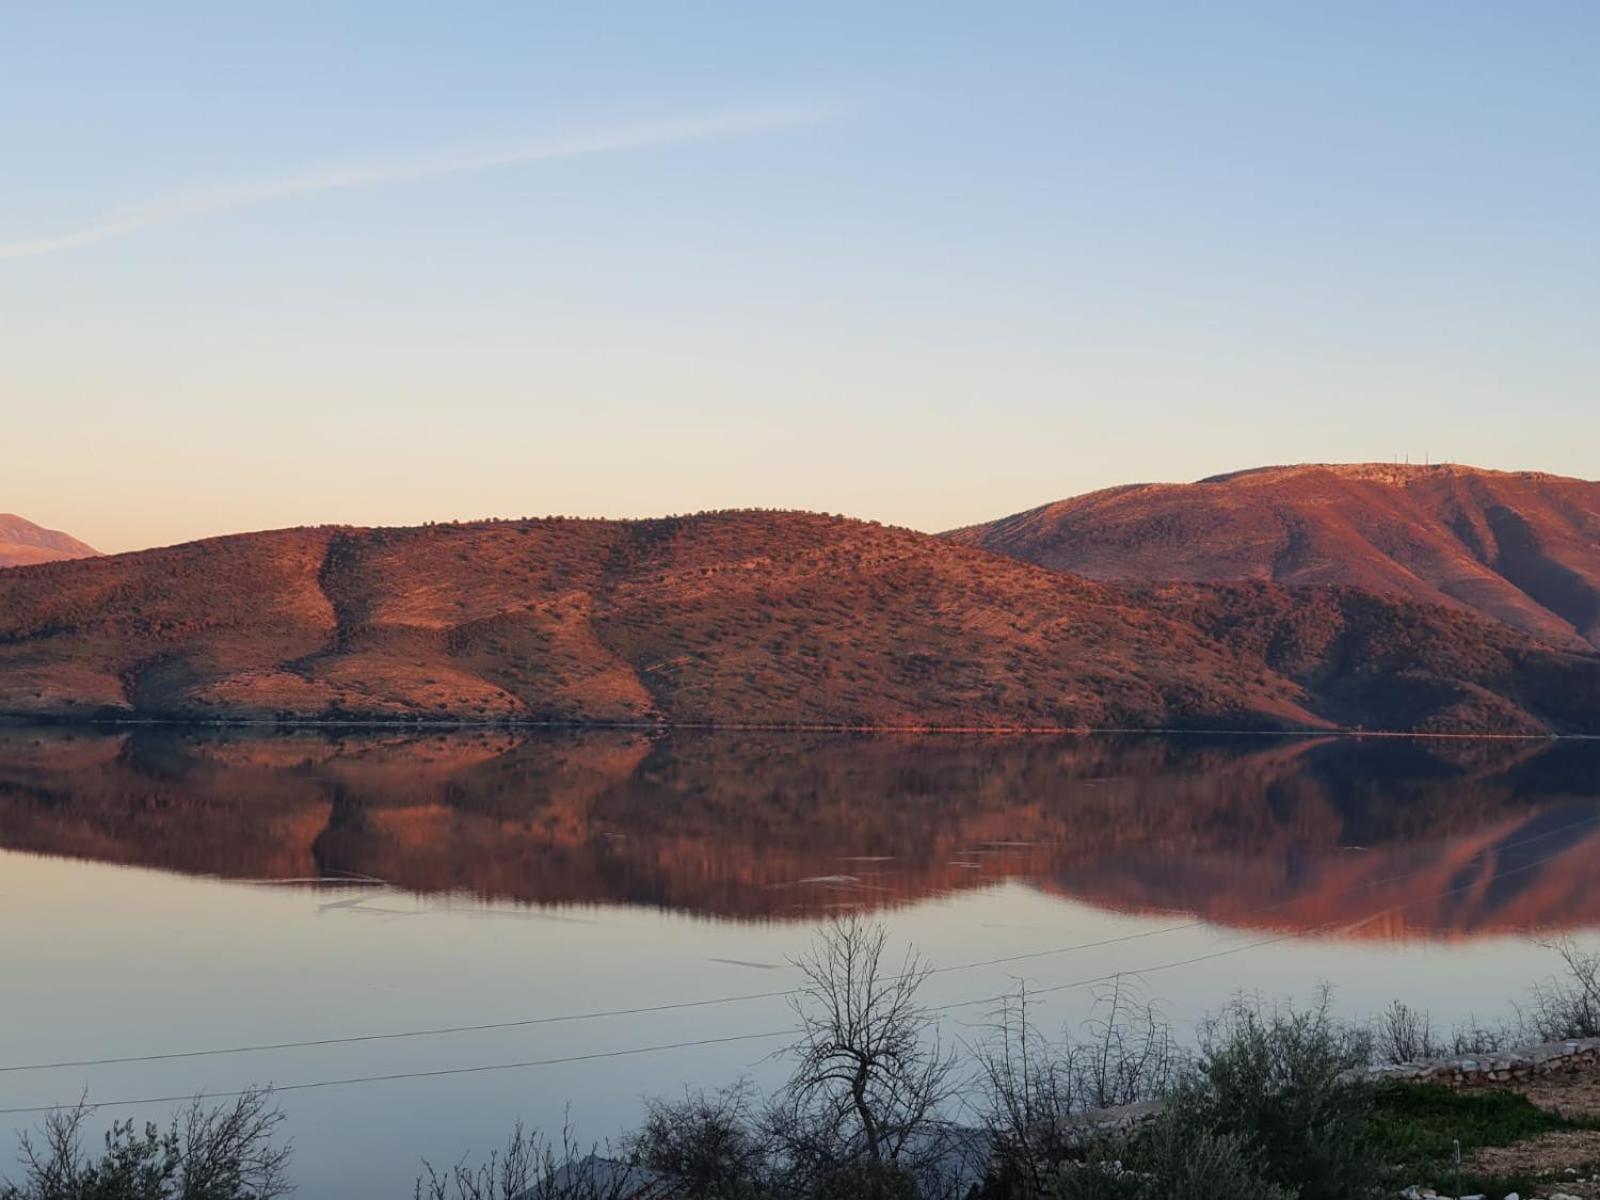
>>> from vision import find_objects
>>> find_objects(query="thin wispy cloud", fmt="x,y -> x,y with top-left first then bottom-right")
0,104 -> 836,261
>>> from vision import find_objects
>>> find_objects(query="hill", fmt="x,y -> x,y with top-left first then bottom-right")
0,513 -> 98,568
946,464 -> 1600,651
1,511 -> 1597,732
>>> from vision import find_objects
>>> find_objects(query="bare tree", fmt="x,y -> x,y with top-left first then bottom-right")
769,917 -> 958,1189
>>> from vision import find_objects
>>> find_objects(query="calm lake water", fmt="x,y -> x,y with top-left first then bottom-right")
3,726 -> 1599,1197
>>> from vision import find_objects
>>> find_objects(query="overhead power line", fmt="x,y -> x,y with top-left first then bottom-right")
0,824 -> 1588,1118
0,927 -> 1310,1118
3,807 -> 1594,1077
0,922 -> 1206,1077
0,1031 -> 796,1118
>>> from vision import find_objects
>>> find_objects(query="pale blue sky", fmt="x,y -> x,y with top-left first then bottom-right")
3,2 -> 1596,552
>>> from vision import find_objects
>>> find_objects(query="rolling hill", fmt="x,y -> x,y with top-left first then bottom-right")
0,513 -> 98,569
0,510 -> 1597,733
946,464 -> 1600,651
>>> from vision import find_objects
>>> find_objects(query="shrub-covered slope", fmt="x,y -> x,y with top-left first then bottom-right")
1,511 -> 1596,732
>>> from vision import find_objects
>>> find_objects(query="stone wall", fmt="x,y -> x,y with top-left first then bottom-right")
1361,1037 -> 1600,1090
1062,1037 -> 1600,1137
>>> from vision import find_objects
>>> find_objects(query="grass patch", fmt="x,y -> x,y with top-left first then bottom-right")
1374,1081 -> 1600,1194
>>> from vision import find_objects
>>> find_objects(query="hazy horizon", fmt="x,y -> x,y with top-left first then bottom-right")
10,455 -> 1596,558
6,3 -> 1599,554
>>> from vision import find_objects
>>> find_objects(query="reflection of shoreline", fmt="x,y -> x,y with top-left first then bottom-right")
7,716 -> 1599,740
0,726 -> 1597,937
1039,804 -> 1600,940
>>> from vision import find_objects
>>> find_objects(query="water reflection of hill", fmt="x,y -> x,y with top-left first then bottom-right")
0,725 -> 1596,936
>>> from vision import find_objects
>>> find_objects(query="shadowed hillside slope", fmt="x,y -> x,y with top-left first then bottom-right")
0,514 -> 98,569
947,464 -> 1600,651
1,511 -> 1597,732
1140,581 -> 1600,735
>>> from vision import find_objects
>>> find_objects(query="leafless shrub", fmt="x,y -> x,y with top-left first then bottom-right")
176,1090 -> 293,1200
970,978 -> 1178,1197
1372,1000 -> 1440,1065
630,1080 -> 769,1197
2,1087 -> 291,1200
3,1103 -> 116,1200
1077,978 -> 1177,1112
1372,997 -> 1536,1064
970,983 -> 1079,1198
1524,939 -> 1600,1042
414,1120 -> 632,1200
1447,1017 -> 1517,1057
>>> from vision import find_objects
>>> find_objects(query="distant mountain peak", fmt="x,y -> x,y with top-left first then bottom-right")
0,514 -> 99,569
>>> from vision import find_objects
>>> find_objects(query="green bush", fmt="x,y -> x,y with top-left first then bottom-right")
1163,994 -> 1377,1200
807,1159 -> 921,1200
1048,1120 -> 1294,1200
1139,1118 -> 1295,1199
1047,1151 -> 1144,1200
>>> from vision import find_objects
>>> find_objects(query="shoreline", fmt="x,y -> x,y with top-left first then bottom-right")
0,713 -> 1590,741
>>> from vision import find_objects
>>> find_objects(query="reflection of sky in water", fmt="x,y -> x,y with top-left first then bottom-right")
1,847 -> 1589,1199
4,729 -> 1600,1197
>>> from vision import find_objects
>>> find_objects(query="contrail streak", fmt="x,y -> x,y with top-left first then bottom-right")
0,104 -> 836,261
